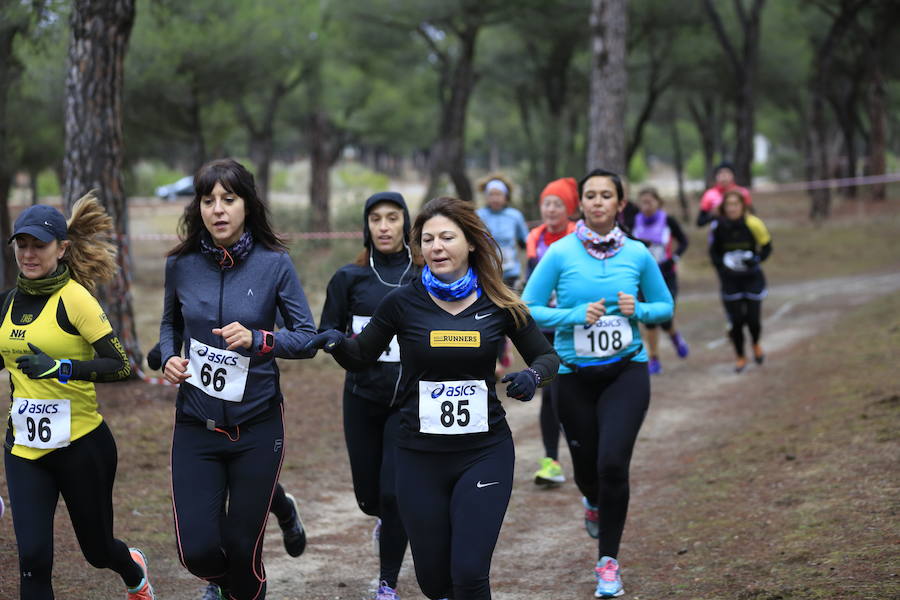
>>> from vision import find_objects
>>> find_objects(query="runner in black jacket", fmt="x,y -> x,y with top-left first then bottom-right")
159,159 -> 316,600
318,192 -> 419,600
307,198 -> 559,600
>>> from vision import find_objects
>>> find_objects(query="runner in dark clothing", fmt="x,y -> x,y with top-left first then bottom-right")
159,159 -> 316,600
709,189 -> 772,373
318,192 -> 419,600
306,197 -> 559,600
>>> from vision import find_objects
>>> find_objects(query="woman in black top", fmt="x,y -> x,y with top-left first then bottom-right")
307,197 -> 559,600
318,192 -> 419,600
709,189 -> 772,372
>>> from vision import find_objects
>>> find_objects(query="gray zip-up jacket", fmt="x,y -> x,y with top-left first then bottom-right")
159,245 -> 316,426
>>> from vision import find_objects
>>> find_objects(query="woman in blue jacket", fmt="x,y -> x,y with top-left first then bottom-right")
522,168 -> 673,598
159,158 -> 317,600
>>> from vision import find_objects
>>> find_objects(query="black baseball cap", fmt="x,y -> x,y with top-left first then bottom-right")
8,205 -> 68,244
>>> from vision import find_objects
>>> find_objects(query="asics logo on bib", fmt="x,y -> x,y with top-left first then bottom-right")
431,382 -> 477,399
17,400 -> 59,415
585,319 -> 623,329
194,345 -> 239,366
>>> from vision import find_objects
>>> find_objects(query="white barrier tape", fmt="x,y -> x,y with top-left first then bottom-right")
127,231 -> 363,242
752,172 -> 900,192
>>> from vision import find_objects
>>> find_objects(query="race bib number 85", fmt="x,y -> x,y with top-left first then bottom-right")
11,397 -> 71,449
418,380 -> 488,435
573,316 -> 633,358
186,338 -> 250,402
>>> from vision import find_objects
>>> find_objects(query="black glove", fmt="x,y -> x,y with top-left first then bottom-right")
501,369 -> 539,402
15,343 -> 60,379
147,342 -> 163,370
742,254 -> 760,269
303,330 -> 345,353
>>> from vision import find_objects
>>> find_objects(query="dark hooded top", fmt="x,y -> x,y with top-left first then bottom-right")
318,192 -> 419,405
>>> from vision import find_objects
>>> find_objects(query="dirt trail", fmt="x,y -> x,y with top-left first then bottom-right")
257,270 -> 900,600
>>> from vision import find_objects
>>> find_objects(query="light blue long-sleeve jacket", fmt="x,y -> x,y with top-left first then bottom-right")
521,234 -> 673,373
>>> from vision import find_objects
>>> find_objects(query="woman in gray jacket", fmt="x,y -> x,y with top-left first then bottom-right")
159,158 -> 316,600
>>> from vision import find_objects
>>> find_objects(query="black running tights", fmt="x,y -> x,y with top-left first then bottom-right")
396,438 -> 514,600
723,298 -> 762,357
554,363 -> 650,560
172,405 -> 284,600
343,391 -> 408,588
4,421 -> 143,600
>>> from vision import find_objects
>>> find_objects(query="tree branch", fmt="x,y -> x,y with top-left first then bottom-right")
702,0 -> 743,77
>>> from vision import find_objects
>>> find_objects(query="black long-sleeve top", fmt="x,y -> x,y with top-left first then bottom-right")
331,278 -> 559,452
319,249 -> 417,405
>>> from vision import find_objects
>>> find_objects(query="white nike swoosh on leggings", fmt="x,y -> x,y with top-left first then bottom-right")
476,480 -> 500,488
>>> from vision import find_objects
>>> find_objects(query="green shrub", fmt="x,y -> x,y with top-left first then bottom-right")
36,169 -> 60,197
628,150 -> 648,183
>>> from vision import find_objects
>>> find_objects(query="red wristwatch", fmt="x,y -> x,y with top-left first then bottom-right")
259,330 -> 275,355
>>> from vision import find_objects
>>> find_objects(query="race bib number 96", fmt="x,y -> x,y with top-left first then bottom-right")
351,315 -> 399,363
573,316 -> 634,358
11,397 -> 71,449
418,380 -> 488,435
186,338 -> 250,402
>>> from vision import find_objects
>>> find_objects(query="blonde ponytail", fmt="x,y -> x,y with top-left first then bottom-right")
64,191 -> 118,295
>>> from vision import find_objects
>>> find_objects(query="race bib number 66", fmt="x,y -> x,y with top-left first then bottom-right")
186,338 -> 250,402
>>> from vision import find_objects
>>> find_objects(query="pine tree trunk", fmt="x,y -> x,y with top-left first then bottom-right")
308,110 -> 332,233
0,16 -> 26,287
425,27 -> 477,203
63,0 -> 141,367
867,64 -> 886,202
587,0 -> 628,174
671,122 -> 689,222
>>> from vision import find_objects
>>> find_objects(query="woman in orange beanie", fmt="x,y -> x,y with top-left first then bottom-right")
525,177 -> 578,487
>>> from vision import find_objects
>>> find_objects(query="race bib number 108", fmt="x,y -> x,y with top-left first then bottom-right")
573,316 -> 634,358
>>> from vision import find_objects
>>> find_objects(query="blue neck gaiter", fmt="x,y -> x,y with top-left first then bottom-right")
421,265 -> 481,301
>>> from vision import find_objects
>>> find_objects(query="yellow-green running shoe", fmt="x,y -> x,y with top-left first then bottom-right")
533,457 -> 566,486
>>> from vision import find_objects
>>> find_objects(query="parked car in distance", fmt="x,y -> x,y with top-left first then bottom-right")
155,175 -> 194,201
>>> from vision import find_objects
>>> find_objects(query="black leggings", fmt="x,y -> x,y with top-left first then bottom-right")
555,363 -> 650,559
4,421 -> 144,600
723,298 -> 762,356
396,437 -> 514,600
539,385 -> 561,460
343,390 -> 407,588
538,331 -> 560,460
171,405 -> 284,600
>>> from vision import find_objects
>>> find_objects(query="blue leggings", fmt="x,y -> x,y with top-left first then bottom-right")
396,437 -> 514,600
4,421 -> 143,600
